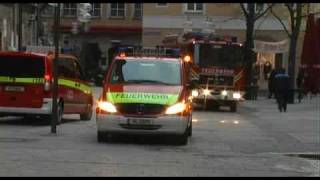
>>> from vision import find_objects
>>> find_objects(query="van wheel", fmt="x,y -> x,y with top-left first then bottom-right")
80,104 -> 93,121
230,101 -> 237,112
44,103 -> 63,125
56,102 -> 64,125
188,115 -> 192,137
175,130 -> 188,145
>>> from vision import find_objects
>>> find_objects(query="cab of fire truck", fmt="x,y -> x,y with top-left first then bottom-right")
96,46 -> 194,145
166,32 -> 246,112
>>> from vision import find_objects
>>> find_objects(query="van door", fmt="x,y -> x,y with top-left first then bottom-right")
0,55 -> 45,108
73,60 -> 92,113
58,58 -> 77,113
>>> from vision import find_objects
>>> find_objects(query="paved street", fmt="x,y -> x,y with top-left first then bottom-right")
0,87 -> 319,176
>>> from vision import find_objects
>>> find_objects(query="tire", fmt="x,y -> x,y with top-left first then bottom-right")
97,131 -> 109,142
175,130 -> 188,145
188,122 -> 192,137
230,101 -> 237,112
80,104 -> 93,121
56,102 -> 64,125
40,102 -> 63,125
188,115 -> 192,137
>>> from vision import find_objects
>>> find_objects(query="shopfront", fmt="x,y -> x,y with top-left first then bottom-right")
253,39 -> 289,90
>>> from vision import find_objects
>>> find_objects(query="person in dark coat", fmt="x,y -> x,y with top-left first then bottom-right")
296,68 -> 305,103
268,69 -> 277,99
274,68 -> 290,112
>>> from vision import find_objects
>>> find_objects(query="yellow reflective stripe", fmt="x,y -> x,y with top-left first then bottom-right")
0,76 -> 44,84
58,79 -> 92,94
107,92 -> 179,105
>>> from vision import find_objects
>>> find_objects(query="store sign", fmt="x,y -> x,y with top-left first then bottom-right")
253,39 -> 289,53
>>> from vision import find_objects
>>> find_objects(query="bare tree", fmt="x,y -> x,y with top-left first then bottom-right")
270,3 -> 307,93
240,3 -> 274,100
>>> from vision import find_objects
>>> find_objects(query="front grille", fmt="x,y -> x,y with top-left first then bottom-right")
199,75 -> 234,86
116,103 -> 167,116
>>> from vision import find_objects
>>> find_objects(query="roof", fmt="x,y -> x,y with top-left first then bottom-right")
115,55 -> 182,62
0,51 -> 77,60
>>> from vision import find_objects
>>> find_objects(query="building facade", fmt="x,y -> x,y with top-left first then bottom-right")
0,4 -> 34,51
143,3 -> 309,90
41,3 -> 142,68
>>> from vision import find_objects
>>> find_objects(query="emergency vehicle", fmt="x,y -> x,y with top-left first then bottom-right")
96,47 -> 193,145
162,32 -> 246,112
0,51 -> 93,123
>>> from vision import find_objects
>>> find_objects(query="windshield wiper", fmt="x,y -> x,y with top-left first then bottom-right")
125,80 -> 174,85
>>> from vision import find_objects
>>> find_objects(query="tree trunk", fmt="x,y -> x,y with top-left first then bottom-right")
288,35 -> 298,89
244,17 -> 255,99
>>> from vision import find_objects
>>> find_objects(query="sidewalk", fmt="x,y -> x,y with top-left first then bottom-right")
241,95 -> 320,154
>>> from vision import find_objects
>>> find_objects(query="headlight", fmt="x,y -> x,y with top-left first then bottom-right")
221,90 -> 228,96
98,101 -> 117,113
203,89 -> 211,96
165,102 -> 186,115
233,92 -> 241,99
192,90 -> 199,97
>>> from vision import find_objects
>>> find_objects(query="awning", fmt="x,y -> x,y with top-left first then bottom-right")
253,39 -> 289,53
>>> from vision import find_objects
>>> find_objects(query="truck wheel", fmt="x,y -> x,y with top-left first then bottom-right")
80,104 -> 93,121
97,131 -> 109,142
188,122 -> 192,137
56,102 -> 64,125
230,102 -> 237,112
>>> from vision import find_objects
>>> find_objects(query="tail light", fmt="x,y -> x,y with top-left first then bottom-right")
44,74 -> 51,91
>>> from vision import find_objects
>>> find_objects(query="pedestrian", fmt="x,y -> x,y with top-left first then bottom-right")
268,68 -> 277,99
263,61 -> 272,80
296,68 -> 304,103
274,68 -> 290,112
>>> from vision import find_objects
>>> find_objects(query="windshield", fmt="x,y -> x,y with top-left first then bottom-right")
109,59 -> 181,85
0,55 -> 45,77
199,44 -> 243,68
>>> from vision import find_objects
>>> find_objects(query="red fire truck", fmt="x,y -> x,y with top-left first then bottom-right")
162,32 -> 246,112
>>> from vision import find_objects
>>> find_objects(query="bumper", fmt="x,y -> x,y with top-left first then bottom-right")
193,95 -> 240,106
96,114 -> 189,135
0,98 -> 52,115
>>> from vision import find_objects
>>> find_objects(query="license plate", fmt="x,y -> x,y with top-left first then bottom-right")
5,86 -> 25,92
128,118 -> 153,125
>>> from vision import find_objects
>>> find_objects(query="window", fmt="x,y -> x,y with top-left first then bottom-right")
0,56 -> 44,78
62,3 -> 77,17
242,3 -> 267,14
255,3 -> 266,13
90,3 -> 101,17
110,3 -> 125,18
109,60 -> 181,85
42,5 -> 54,16
59,59 -> 76,79
133,3 -> 142,19
186,3 -> 203,12
156,3 -> 168,7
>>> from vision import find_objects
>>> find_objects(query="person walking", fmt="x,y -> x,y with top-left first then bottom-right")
274,68 -> 290,112
268,68 -> 277,99
296,68 -> 305,103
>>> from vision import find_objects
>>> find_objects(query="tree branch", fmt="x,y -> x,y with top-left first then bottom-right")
240,3 -> 249,18
254,3 -> 275,21
270,6 -> 292,37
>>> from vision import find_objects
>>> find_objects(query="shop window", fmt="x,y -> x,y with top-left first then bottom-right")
62,3 -> 77,17
110,3 -> 125,18
134,3 -> 142,19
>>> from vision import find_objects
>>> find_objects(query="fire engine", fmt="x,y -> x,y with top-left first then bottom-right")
162,32 -> 246,112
